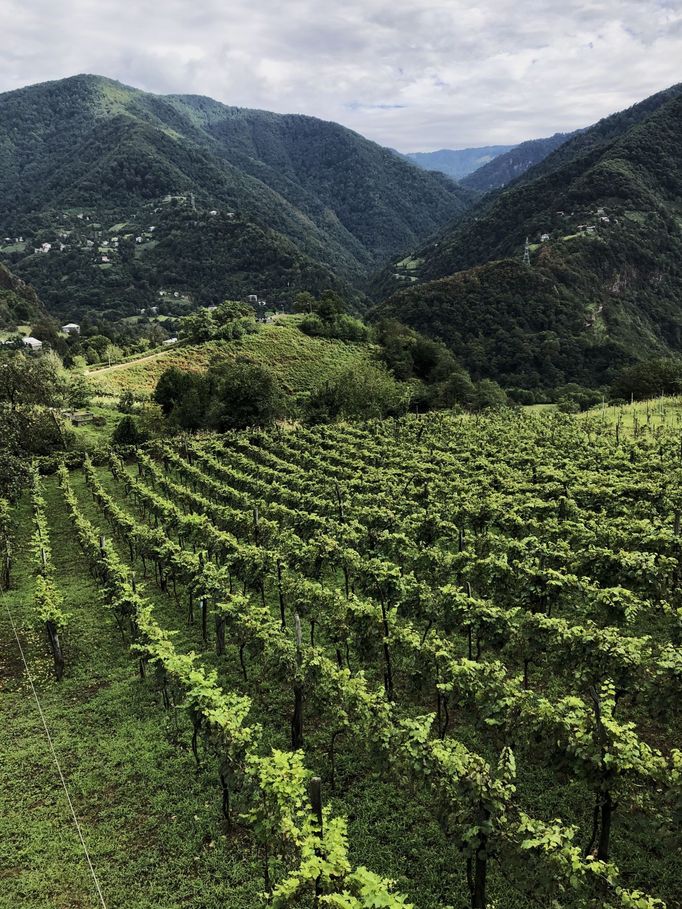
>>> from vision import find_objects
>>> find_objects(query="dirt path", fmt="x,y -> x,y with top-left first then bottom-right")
84,347 -> 171,376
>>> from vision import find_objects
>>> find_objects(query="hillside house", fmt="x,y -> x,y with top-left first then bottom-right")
163,337 -> 178,346
247,294 -> 258,303
61,323 -> 80,335
101,255 -> 110,263
540,233 -> 550,242
22,336 -> 43,351
34,242 -> 51,254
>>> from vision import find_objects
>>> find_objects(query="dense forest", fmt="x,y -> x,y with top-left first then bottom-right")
0,74 -> 473,316
375,83 -> 682,392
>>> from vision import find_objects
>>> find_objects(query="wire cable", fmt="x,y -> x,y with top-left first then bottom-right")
4,603 -> 108,909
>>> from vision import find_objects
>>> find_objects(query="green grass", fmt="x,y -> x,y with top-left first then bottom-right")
581,394 -> 682,432
65,403 -> 121,447
0,323 -> 31,341
0,477 -> 264,908
84,320 -> 382,397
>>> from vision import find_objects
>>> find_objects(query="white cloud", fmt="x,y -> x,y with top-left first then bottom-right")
0,0 -> 681,150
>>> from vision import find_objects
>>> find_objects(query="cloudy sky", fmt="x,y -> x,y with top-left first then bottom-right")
2,0 -> 681,151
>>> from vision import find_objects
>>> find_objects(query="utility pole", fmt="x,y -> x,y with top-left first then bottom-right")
522,237 -> 531,267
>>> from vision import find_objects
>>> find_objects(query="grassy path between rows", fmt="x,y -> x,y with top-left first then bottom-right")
0,476 -> 262,909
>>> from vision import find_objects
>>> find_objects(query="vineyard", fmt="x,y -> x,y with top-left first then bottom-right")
2,410 -> 682,909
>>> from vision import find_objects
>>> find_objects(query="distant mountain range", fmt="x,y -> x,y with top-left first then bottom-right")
0,74 -> 473,317
403,134 -> 578,189
403,146 -> 515,181
374,83 -> 682,392
459,132 -> 577,192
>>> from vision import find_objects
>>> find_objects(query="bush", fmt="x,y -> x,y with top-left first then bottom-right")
204,362 -> 285,431
112,415 -> 146,447
306,363 -> 407,423
472,379 -> 507,411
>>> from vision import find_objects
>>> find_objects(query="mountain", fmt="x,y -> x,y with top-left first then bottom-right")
460,132 -> 576,192
374,84 -> 682,393
0,75 -> 473,318
404,145 -> 514,181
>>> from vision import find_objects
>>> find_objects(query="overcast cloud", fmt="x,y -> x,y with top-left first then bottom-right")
1,0 -> 681,150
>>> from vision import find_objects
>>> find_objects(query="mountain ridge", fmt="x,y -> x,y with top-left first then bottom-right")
0,74 -> 473,318
374,82 -> 682,393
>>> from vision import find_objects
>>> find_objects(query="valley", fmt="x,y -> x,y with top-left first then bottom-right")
2,64 -> 682,909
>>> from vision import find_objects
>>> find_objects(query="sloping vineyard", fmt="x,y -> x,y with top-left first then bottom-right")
9,410 -> 682,908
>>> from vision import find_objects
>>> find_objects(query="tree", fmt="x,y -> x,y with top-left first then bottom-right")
117,390 -> 136,413
472,379 -> 507,411
154,366 -> 199,416
112,415 -> 145,447
293,292 -> 316,315
178,309 -> 215,344
611,357 -> 682,401
316,290 -> 345,322
0,351 -> 65,411
67,374 -> 92,410
306,364 -> 407,423
204,362 -> 284,430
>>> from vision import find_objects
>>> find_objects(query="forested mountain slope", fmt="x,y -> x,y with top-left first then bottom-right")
0,263 -> 43,330
0,75 -> 472,317
460,132 -> 575,192
374,84 -> 682,392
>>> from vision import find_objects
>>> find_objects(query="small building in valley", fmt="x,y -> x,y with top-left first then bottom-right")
22,336 -> 43,351
65,411 -> 95,426
61,322 -> 81,335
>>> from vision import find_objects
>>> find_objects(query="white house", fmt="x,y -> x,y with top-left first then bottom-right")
62,323 -> 80,335
22,336 -> 43,351
101,255 -> 110,263
163,337 -> 178,346
540,233 -> 550,242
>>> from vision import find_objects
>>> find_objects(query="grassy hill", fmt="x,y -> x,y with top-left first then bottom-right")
0,75 -> 473,319
84,318 -> 382,398
374,84 -> 682,392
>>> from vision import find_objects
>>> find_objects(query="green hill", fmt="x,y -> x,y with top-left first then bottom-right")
84,317 -> 382,398
0,75 -> 472,319
375,84 -> 682,391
